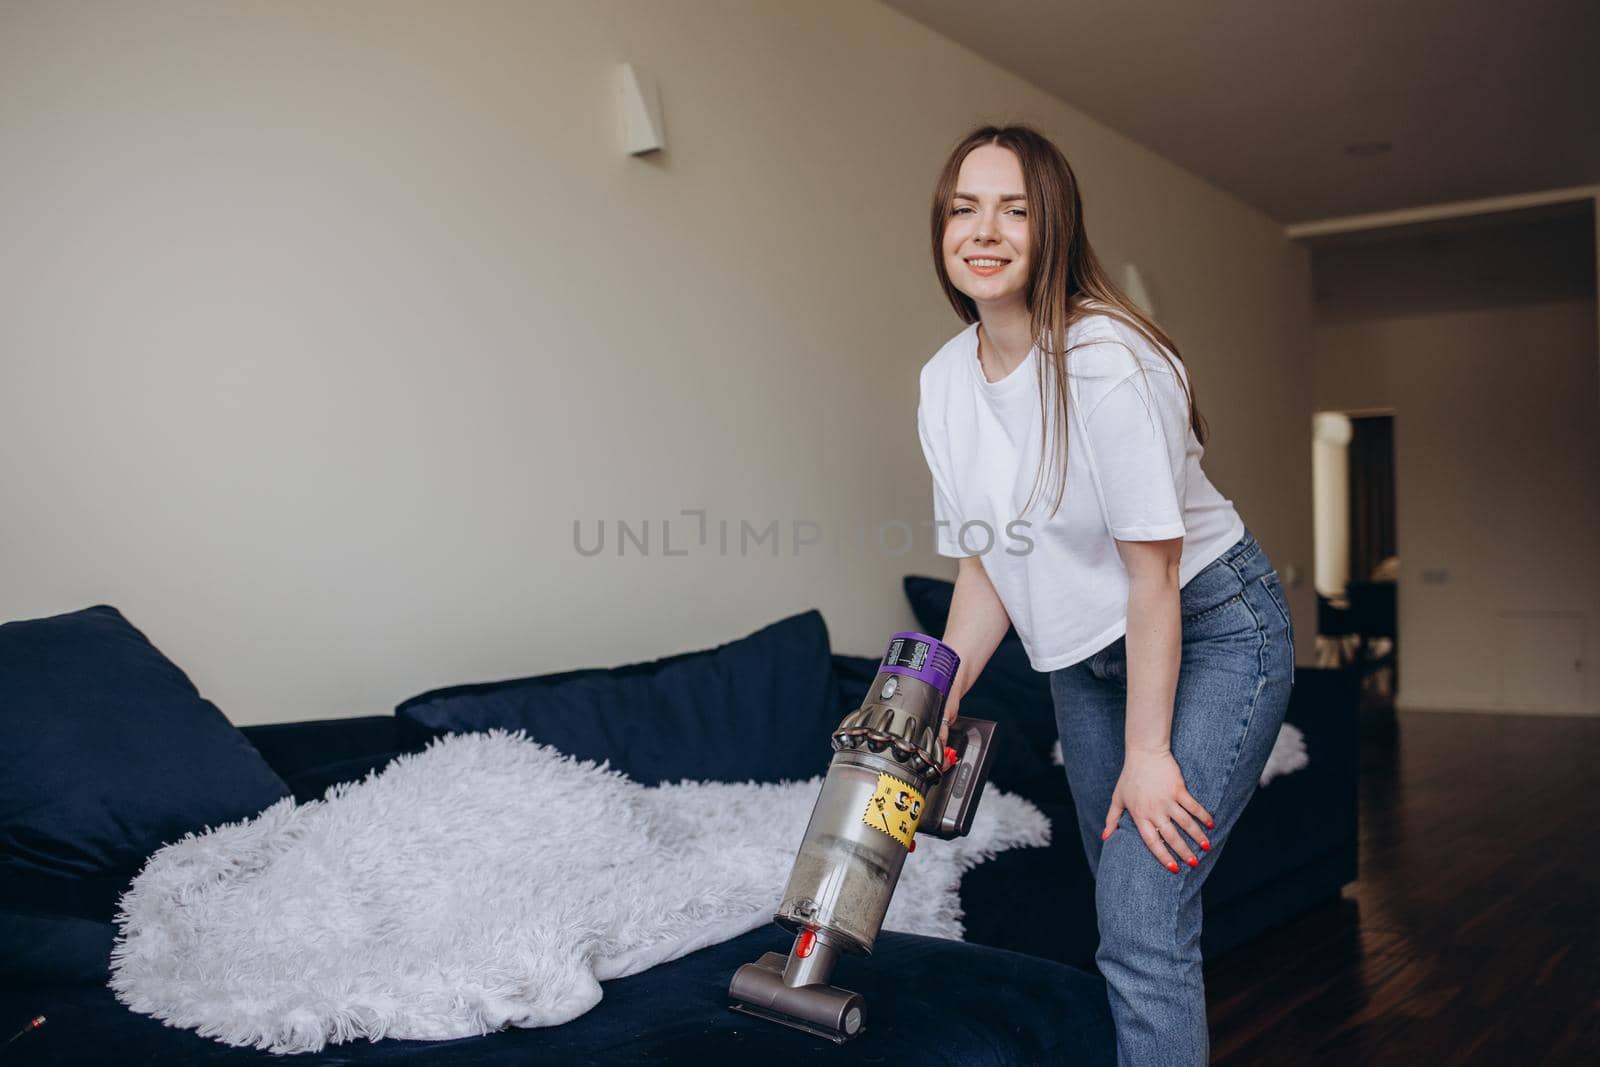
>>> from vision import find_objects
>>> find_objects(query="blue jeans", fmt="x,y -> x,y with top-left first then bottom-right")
1049,527 -> 1294,1066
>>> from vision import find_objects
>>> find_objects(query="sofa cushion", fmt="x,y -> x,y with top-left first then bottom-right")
0,924 -> 1116,1063
902,575 -> 1059,767
240,716 -> 412,803
0,604 -> 291,985
396,610 -> 841,786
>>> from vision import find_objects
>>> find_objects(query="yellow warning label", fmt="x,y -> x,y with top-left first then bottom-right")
861,771 -> 925,848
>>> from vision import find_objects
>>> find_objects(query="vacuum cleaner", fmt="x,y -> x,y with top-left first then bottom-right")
727,631 -> 997,1043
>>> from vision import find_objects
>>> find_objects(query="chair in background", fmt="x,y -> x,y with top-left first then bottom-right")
1345,580 -> 1398,696
1316,592 -> 1357,668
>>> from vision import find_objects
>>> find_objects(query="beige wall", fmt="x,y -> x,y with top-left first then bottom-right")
0,0 -> 1313,725
1312,213 -> 1599,714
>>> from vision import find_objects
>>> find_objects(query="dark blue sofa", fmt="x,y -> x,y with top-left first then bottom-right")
1,598 -> 1357,1065
1,605 -> 1118,1065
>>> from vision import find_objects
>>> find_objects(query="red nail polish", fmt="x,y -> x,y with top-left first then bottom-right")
1101,828 -> 1110,840
1186,857 -> 1199,867
1206,820 -> 1214,829
1200,841 -> 1211,851
1166,861 -> 1179,872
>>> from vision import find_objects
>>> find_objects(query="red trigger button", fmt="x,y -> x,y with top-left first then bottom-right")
943,746 -> 958,768
796,929 -> 816,958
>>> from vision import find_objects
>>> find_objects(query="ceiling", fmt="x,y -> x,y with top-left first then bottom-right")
880,0 -> 1600,225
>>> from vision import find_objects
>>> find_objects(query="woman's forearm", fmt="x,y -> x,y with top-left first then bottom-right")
1122,571 -> 1183,754
940,556 -> 1013,701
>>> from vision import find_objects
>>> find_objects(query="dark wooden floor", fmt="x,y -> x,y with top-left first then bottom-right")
1204,698 -> 1600,1065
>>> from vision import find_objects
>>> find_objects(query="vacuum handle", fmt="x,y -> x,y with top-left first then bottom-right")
919,717 -> 997,839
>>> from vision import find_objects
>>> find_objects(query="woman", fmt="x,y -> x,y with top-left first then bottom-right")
916,124 -> 1295,1064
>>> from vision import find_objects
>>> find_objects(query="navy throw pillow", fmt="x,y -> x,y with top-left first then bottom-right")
902,575 -> 1060,764
0,605 -> 291,985
396,609 -> 840,786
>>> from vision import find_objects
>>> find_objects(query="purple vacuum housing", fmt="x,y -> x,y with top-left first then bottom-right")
876,631 -> 960,697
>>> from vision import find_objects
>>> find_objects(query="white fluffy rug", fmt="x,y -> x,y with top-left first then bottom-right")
1049,722 -> 1310,785
109,730 -> 1051,1054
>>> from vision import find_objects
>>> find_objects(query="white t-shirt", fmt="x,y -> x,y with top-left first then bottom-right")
916,309 -> 1245,671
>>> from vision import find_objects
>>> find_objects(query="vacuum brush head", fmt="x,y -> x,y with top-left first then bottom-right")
727,951 -> 864,1044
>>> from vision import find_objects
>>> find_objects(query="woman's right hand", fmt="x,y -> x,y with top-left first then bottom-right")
937,691 -> 962,751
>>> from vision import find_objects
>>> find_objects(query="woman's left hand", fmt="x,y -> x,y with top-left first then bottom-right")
1102,749 -> 1215,872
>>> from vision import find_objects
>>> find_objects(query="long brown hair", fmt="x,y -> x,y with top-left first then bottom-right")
929,124 -> 1209,520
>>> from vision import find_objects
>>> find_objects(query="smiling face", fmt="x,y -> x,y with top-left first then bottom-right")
941,144 -> 1032,316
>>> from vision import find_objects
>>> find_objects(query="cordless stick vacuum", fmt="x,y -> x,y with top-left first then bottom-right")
727,631 -> 997,1043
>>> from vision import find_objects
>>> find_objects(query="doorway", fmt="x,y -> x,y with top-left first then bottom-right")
1312,410 -> 1398,704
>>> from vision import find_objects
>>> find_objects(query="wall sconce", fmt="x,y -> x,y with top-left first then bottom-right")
1122,262 -> 1155,317
618,62 -> 665,156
